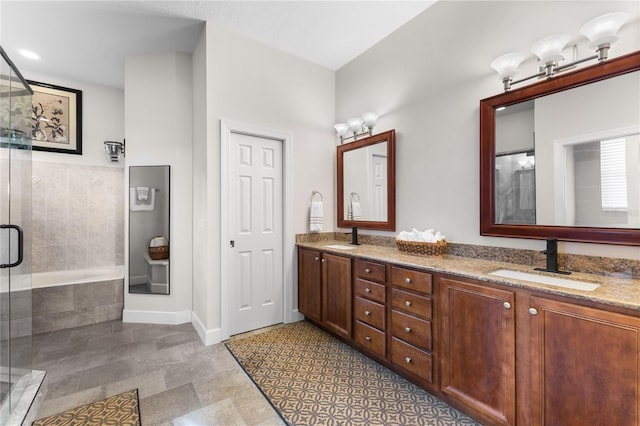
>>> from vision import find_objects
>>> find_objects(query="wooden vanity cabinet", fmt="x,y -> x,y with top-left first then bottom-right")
353,259 -> 387,359
389,266 -> 436,388
298,248 -> 352,339
439,276 -> 516,426
529,296 -> 640,426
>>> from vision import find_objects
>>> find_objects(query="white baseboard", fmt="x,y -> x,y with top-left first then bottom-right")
191,311 -> 221,346
122,309 -> 191,325
290,309 -> 305,322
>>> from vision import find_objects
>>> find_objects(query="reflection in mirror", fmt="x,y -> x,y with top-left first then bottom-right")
343,141 -> 388,221
337,130 -> 396,231
129,165 -> 170,295
480,51 -> 640,245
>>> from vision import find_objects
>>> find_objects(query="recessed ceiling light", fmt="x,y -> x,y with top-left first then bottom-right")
19,49 -> 40,60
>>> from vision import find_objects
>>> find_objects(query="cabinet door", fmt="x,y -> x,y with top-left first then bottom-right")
298,248 -> 322,323
530,296 -> 640,426
322,253 -> 352,339
440,277 -> 516,426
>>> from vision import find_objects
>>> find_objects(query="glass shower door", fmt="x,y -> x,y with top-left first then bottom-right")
0,46 -> 33,422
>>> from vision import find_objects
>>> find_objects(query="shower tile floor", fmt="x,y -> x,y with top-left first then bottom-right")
32,321 -> 285,425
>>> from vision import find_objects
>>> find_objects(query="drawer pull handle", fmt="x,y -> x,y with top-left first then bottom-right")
365,268 -> 371,273
405,357 -> 412,364
503,302 -> 512,309
529,308 -> 538,316
405,327 -> 411,333
405,277 -> 411,284
365,336 -> 371,342
365,288 -> 371,293
405,301 -> 412,307
364,310 -> 371,316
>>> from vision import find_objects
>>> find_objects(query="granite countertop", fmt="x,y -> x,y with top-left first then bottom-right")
297,240 -> 640,312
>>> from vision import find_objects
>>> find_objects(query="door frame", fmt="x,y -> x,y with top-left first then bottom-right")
220,120 -> 293,340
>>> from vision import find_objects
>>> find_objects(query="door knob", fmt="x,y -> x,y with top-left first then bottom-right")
503,302 -> 512,309
529,308 -> 538,315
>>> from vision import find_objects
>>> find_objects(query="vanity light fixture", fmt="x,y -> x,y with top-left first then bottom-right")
104,140 -> 125,162
491,12 -> 629,91
334,112 -> 379,144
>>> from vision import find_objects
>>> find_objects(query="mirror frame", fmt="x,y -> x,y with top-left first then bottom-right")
337,129 -> 396,231
480,50 -> 640,246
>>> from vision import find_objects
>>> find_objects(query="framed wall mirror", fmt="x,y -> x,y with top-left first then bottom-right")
480,51 -> 640,245
337,129 -> 396,231
129,165 -> 170,294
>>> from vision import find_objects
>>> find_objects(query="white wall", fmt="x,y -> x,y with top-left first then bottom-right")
124,52 -> 193,324
336,0 -> 640,259
191,23 -> 335,342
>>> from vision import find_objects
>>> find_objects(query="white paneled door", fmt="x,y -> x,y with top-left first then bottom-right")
228,132 -> 283,335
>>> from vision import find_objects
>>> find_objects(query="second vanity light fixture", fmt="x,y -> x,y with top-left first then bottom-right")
334,112 -> 379,144
491,12 -> 630,91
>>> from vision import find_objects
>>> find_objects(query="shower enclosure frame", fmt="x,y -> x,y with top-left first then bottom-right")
0,44 -> 36,423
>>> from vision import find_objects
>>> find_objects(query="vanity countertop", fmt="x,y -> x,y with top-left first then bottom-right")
297,240 -> 640,312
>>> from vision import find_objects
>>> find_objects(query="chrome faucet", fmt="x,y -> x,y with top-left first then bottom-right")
534,239 -> 570,275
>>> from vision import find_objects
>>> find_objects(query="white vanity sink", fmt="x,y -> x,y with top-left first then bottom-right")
324,244 -> 357,250
489,269 -> 600,292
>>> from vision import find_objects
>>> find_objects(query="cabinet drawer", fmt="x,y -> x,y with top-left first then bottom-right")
391,267 -> 432,294
354,296 -> 385,330
390,337 -> 433,383
354,321 -> 386,358
391,288 -> 432,319
354,278 -> 386,303
354,259 -> 386,283
391,310 -> 432,351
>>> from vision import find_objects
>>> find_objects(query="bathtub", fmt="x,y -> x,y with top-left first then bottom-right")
32,265 -> 124,288
31,265 -> 125,334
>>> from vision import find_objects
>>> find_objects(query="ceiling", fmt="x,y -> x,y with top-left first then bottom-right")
1,1 -> 435,88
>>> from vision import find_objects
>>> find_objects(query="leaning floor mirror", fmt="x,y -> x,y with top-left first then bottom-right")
129,165 -> 170,294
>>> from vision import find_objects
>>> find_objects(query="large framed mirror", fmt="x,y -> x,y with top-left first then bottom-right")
480,51 -> 640,245
129,165 -> 170,294
337,129 -> 396,231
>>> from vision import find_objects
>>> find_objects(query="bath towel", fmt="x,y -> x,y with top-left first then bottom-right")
351,200 -> 363,220
310,200 -> 323,232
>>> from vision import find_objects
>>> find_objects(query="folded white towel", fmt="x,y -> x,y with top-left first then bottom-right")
310,201 -> 323,232
136,187 -> 150,202
397,228 -> 445,242
351,201 -> 362,220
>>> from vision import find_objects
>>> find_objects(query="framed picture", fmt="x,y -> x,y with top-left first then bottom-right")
28,80 -> 82,155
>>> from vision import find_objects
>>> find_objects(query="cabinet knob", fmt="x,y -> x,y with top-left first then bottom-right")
365,268 -> 371,273
321,258 -> 326,263
405,327 -> 411,333
364,310 -> 371,316
503,302 -> 512,309
405,277 -> 411,284
405,301 -> 412,307
365,287 -> 371,293
365,336 -> 371,342
314,257 -> 319,261
405,357 -> 412,364
529,307 -> 538,316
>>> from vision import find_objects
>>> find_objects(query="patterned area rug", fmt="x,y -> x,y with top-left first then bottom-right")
226,321 -> 480,425
33,389 -> 141,426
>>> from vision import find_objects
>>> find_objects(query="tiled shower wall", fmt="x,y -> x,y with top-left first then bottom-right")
31,162 -> 124,273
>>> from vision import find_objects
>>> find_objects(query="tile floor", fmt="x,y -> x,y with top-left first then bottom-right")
32,321 -> 285,425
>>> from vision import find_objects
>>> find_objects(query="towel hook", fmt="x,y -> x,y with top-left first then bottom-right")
350,192 -> 360,202
310,190 -> 323,202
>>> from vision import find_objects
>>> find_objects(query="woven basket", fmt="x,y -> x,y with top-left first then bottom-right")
148,245 -> 169,260
396,239 -> 448,256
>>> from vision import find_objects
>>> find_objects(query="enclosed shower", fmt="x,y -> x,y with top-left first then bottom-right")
0,46 -> 45,425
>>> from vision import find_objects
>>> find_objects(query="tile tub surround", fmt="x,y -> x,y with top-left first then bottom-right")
31,161 -> 124,273
296,233 -> 640,279
297,239 -> 640,312
32,279 -> 124,334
